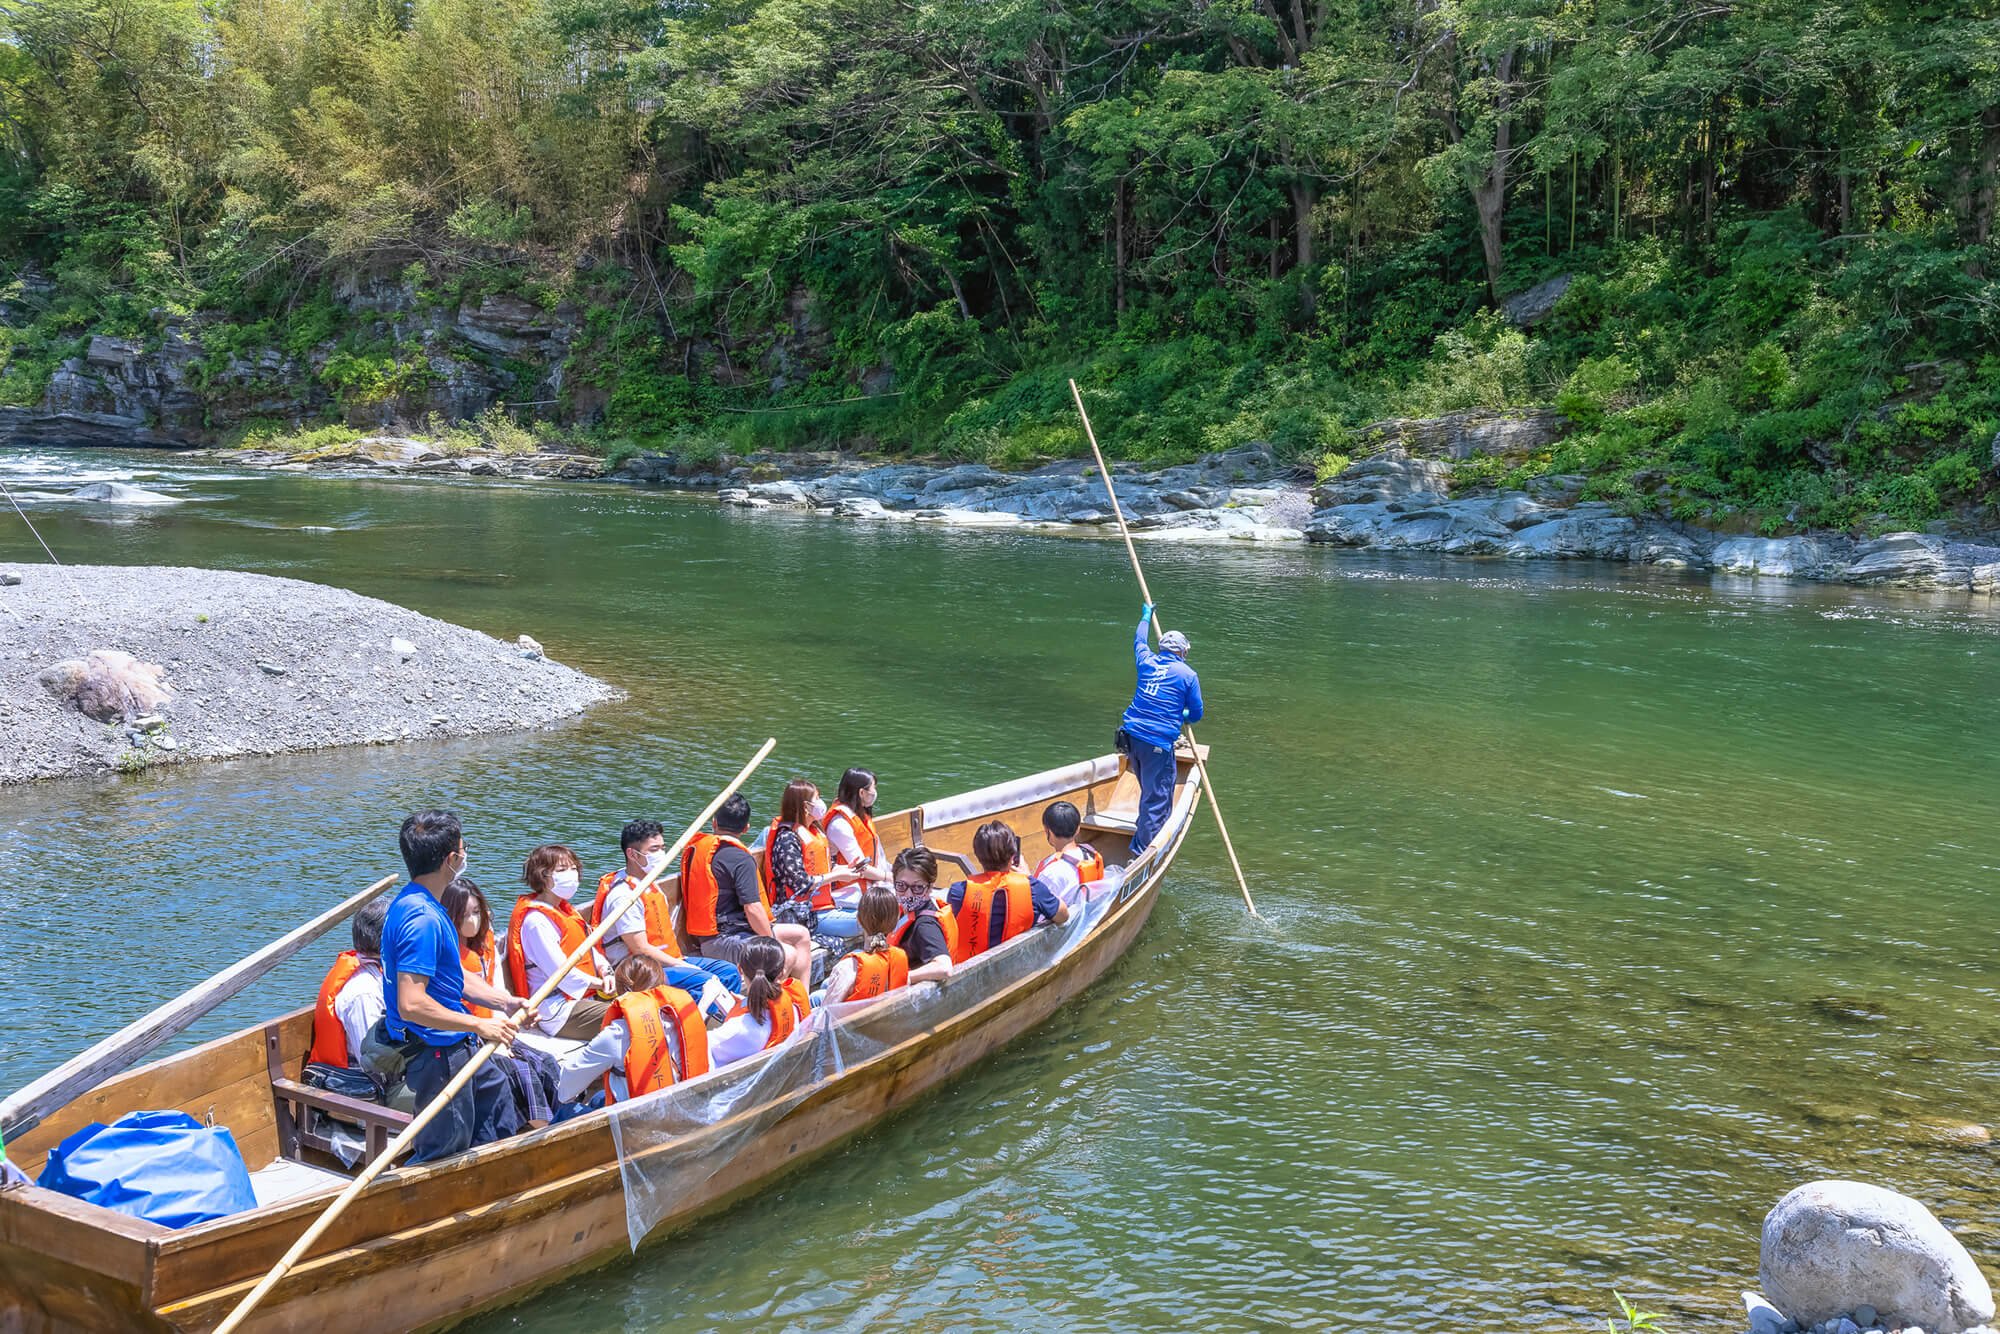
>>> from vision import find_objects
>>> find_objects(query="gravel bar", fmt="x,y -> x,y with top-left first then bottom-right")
0,562 -> 617,784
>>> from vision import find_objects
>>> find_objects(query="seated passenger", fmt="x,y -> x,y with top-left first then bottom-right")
823,767 -> 891,909
384,809 -> 524,1163
708,937 -> 812,1067
556,956 -> 712,1104
824,885 -> 952,1004
887,848 -> 957,980
1033,801 -> 1108,908
944,821 -> 1069,963
504,843 -> 615,1039
441,876 -> 503,1016
685,794 -> 812,987
307,897 -> 392,1071
444,876 -> 568,1127
591,818 -> 741,1021
763,779 -> 857,938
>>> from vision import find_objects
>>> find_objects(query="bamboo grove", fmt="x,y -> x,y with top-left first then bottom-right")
3,0 -> 1999,528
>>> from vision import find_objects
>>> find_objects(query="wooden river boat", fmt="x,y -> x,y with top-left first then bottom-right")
0,748 -> 1205,1333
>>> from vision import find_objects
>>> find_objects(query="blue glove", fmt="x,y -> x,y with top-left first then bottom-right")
1141,602 -> 1155,622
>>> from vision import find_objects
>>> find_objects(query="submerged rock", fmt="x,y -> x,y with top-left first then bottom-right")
1760,1180 -> 1994,1333
69,481 -> 180,505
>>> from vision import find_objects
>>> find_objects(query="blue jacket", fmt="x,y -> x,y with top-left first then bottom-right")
1120,614 -> 1203,747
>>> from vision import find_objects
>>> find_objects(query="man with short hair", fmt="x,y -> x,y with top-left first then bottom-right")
594,817 -> 742,1022
383,809 -> 527,1163
684,794 -> 812,986
1119,604 -> 1202,855
1034,801 -> 1108,908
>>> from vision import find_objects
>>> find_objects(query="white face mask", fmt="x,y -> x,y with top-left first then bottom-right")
551,869 -> 580,900
455,849 -> 471,878
808,797 -> 827,823
643,850 -> 669,879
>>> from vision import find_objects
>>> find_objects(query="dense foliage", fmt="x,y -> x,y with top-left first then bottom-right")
3,0 -> 2000,530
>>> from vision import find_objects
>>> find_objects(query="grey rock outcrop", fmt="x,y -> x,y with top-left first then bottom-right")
1351,408 -> 1569,460
1312,451 -> 1453,507
1711,536 -> 1856,580
1760,1181 -> 1995,1333
1499,273 -> 1574,327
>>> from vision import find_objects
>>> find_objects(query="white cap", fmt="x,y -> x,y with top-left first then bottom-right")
1159,630 -> 1190,657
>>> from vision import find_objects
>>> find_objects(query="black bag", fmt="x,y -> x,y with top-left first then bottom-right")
1114,727 -> 1132,756
302,1060 -> 385,1104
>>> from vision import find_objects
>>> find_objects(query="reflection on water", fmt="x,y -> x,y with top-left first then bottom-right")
4,447 -> 2000,1332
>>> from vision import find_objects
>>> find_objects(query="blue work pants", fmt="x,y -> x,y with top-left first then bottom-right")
1129,739 -> 1178,856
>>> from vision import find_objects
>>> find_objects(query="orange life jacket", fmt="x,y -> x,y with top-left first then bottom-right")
504,896 -> 603,999
681,832 -> 769,937
591,871 -> 681,958
844,945 -> 909,1001
825,804 -> 877,865
950,870 -> 1034,962
890,905 -> 959,963
762,977 -> 812,1049
1034,845 -> 1105,888
307,951 -> 366,1070
602,985 -> 711,1104
762,818 -> 834,909
460,940 -> 500,1018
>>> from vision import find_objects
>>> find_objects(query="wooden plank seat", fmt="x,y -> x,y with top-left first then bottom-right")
264,1025 -> 409,1162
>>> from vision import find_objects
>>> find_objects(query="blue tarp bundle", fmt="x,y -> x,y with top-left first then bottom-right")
37,1110 -> 256,1228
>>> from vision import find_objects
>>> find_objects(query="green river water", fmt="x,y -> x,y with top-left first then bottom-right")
4,448 -> 2000,1333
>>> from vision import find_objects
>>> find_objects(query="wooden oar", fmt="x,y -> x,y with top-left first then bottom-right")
212,737 -> 778,1334
0,873 -> 400,1143
1068,379 -> 1260,919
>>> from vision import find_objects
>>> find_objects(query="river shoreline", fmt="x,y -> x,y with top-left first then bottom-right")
35,432 -> 2000,596
0,562 -> 616,784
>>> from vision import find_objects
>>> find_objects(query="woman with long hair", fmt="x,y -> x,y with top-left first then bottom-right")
761,778 -> 859,938
440,877 -> 502,1017
443,875 -> 565,1127
708,936 -> 812,1067
823,767 -> 891,906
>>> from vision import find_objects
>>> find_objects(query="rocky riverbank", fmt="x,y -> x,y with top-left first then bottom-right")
144,421 -> 2000,595
0,563 -> 615,784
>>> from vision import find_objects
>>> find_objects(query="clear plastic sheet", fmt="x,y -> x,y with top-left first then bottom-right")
608,888 -> 1123,1250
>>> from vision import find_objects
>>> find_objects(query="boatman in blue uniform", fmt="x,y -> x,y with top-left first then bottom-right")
1120,602 -> 1202,856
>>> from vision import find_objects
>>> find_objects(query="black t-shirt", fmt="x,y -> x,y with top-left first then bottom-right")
897,910 -> 950,970
708,844 -> 766,938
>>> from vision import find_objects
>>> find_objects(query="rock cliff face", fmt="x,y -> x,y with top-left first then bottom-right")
0,264 -> 874,447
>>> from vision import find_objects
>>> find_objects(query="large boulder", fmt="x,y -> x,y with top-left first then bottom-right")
69,482 -> 180,505
1499,273 -> 1574,327
1313,451 -> 1454,507
1711,536 -> 1855,580
1760,1180 -> 1995,1333
37,649 -> 173,723
1351,409 -> 1568,461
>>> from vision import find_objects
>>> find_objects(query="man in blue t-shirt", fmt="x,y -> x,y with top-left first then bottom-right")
383,808 -> 527,1162
1119,603 -> 1203,855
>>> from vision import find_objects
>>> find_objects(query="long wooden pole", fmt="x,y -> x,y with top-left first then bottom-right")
1,873 -> 400,1143
1068,379 -> 1259,919
212,738 -> 778,1334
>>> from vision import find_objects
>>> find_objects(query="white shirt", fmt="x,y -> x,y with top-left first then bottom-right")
1036,854 -> 1084,907
554,1016 -> 694,1103
519,909 -> 605,1034
597,873 -> 651,965
333,958 -> 385,1057
708,1012 -> 775,1066
824,814 -> 878,908
823,956 -> 860,1005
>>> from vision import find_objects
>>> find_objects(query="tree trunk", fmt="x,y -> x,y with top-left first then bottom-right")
1287,181 -> 1317,317
1470,46 -> 1516,304
1115,175 -> 1128,314
1973,106 -> 2000,248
